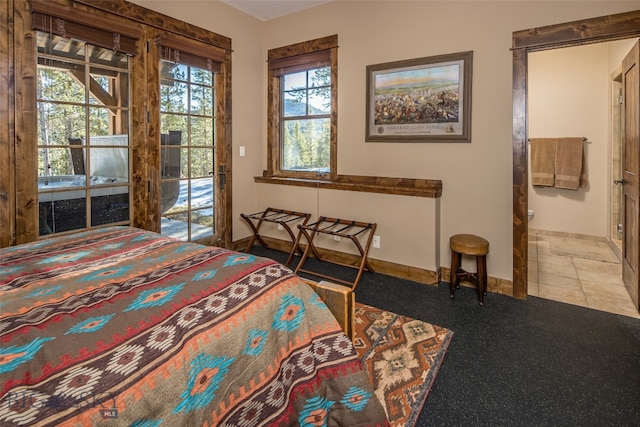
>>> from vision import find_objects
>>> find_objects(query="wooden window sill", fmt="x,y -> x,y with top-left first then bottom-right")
254,175 -> 442,198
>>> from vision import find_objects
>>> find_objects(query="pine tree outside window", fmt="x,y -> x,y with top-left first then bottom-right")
281,67 -> 331,172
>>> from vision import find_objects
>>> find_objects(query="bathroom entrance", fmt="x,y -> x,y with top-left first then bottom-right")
525,39 -> 639,318
511,11 -> 640,316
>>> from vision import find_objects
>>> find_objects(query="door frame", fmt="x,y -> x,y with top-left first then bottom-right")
512,10 -> 640,299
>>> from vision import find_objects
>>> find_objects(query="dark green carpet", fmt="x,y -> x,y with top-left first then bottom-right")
249,246 -> 640,426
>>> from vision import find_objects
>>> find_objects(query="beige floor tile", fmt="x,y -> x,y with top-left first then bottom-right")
538,284 -> 587,306
551,242 -> 619,263
538,253 -> 574,268
528,264 -> 538,285
538,271 -> 582,291
573,259 -> 623,286
536,242 -> 552,256
584,294 -> 640,319
581,279 -> 629,298
528,231 -> 639,318
537,257 -> 578,280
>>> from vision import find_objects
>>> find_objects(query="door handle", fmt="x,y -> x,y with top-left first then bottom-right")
614,179 -> 626,185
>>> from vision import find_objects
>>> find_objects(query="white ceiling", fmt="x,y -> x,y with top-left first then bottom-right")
221,0 -> 333,21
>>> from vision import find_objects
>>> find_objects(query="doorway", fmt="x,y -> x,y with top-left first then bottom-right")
525,41 -> 638,318
511,10 -> 640,314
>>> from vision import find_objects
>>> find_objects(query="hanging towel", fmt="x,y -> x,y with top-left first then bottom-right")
554,137 -> 585,190
579,145 -> 588,188
530,138 -> 556,186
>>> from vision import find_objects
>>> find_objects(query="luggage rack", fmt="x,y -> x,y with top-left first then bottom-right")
240,208 -> 311,266
293,216 -> 377,290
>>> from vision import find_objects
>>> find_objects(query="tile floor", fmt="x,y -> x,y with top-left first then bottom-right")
528,229 -> 639,319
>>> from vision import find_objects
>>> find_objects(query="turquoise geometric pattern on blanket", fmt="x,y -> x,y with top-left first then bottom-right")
223,253 -> 256,267
300,396 -> 335,427
26,285 -> 62,299
65,314 -> 115,335
243,329 -> 269,356
0,266 -> 22,275
79,265 -> 132,282
124,283 -> 186,312
99,242 -> 124,251
130,420 -> 163,427
192,269 -> 218,281
174,354 -> 236,414
272,293 -> 305,332
37,251 -> 92,264
0,226 -> 390,426
132,233 -> 153,242
173,243 -> 193,252
0,337 -> 55,373
309,292 -> 328,309
341,386 -> 371,411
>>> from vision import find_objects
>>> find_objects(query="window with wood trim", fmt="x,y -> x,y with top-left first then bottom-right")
267,35 -> 338,179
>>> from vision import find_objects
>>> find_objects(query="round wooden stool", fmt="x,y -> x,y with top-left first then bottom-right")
449,234 -> 490,306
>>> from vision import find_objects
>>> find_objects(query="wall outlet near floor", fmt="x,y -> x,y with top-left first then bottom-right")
333,235 -> 341,241
372,235 -> 380,248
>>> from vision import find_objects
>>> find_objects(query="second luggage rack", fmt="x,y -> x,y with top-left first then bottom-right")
293,216 -> 377,290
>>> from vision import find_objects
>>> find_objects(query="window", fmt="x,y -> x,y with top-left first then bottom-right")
267,35 -> 338,179
282,67 -> 331,171
36,30 -> 131,236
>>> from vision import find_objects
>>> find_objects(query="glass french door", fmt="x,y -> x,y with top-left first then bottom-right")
36,31 -> 131,237
159,59 -> 216,243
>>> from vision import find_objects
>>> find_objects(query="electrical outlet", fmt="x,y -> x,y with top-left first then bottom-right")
333,235 -> 341,242
277,224 -> 284,231
372,235 -> 380,248
239,146 -> 246,157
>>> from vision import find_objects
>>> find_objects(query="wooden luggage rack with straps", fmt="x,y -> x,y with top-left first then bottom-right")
293,216 -> 377,290
240,208 -> 311,266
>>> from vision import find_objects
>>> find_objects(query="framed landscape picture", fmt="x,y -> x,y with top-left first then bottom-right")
366,51 -> 473,143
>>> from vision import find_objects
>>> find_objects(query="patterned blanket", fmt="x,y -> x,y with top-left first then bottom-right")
0,227 -> 388,426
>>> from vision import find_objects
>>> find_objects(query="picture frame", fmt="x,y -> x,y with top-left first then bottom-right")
365,51 -> 473,143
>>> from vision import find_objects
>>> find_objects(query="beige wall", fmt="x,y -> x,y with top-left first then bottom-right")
130,0 -> 639,282
528,43 -> 610,236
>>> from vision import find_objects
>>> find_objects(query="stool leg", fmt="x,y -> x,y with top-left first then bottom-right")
450,250 -> 461,299
477,255 -> 487,306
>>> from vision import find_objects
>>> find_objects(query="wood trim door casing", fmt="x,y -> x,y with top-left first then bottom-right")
1,0 -> 16,247
512,10 -> 640,299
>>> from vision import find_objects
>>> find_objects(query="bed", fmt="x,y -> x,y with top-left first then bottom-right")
0,226 -> 388,426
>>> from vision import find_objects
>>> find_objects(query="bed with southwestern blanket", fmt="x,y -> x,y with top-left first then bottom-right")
0,226 -> 388,426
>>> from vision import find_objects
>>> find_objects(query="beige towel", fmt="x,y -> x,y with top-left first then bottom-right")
555,137 -> 585,190
530,138 -> 556,186
579,146 -> 588,188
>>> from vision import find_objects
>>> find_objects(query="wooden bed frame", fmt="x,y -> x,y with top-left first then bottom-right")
304,279 -> 355,340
